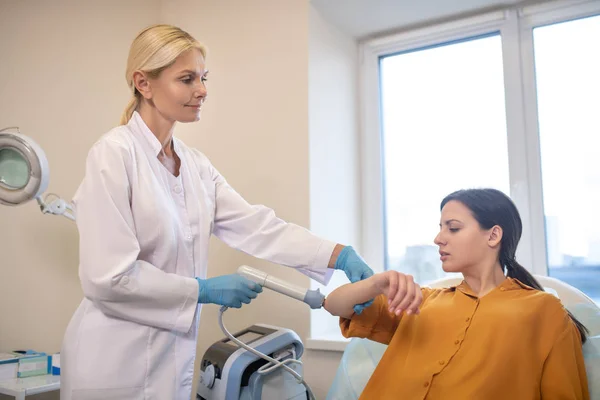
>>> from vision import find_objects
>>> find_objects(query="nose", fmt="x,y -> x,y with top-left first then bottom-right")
194,79 -> 207,101
434,231 -> 444,246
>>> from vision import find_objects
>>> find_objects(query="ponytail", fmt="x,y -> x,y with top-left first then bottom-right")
120,94 -> 139,125
504,258 -> 543,290
504,258 -> 589,344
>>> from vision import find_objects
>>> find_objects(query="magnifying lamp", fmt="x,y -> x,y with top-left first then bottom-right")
0,127 -> 75,221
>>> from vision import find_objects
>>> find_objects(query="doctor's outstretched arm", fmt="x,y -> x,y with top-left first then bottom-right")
203,154 -> 374,290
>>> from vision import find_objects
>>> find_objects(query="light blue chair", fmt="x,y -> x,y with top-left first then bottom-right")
327,275 -> 600,400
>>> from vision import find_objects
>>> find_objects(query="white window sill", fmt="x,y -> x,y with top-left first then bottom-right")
305,335 -> 350,352
305,338 -> 349,351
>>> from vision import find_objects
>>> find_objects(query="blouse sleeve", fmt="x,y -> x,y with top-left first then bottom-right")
540,312 -> 590,400
340,288 -> 436,345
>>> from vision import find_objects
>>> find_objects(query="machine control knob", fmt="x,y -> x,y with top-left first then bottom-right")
202,364 -> 216,389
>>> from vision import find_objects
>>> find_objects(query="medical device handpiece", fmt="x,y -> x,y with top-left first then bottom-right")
236,265 -> 325,309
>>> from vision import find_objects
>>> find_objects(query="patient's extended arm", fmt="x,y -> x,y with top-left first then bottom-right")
324,271 -> 423,319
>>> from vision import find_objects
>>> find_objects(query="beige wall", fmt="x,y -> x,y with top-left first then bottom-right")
0,0 -> 161,357
0,0 -> 352,399
0,2 -> 160,399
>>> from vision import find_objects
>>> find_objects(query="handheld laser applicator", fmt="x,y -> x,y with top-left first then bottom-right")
236,265 -> 326,309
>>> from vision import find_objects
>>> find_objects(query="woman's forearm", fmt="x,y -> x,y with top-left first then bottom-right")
323,276 -> 381,319
327,243 -> 345,268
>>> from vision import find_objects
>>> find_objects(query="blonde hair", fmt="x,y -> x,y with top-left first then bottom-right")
120,24 -> 207,125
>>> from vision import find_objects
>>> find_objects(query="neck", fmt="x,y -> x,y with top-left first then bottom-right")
138,101 -> 176,157
462,260 -> 506,297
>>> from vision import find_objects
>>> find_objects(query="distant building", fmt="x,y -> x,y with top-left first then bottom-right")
586,239 -> 600,265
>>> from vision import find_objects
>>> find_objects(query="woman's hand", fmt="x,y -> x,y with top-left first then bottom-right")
374,271 -> 423,316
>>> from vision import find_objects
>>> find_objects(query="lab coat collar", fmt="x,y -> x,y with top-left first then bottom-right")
128,111 -> 181,157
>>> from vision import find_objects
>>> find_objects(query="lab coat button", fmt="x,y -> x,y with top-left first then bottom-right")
122,276 -> 129,285
424,381 -> 430,387
439,360 -> 445,365
454,340 -> 460,345
174,185 -> 182,194
465,317 -> 470,322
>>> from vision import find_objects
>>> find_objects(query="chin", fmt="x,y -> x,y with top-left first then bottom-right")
441,262 -> 463,273
178,114 -> 201,123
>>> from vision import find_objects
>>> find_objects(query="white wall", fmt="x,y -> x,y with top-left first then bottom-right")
304,4 -> 362,397
307,0 -> 361,343
308,5 -> 361,270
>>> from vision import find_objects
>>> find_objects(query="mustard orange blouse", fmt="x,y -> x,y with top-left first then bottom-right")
340,278 -> 589,399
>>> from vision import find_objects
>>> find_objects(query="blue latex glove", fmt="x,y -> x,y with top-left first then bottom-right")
334,246 -> 375,315
196,275 -> 263,308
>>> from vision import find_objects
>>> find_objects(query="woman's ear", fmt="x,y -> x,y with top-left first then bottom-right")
133,71 -> 152,99
488,225 -> 503,248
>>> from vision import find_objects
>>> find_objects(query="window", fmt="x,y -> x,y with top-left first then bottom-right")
380,35 -> 510,282
361,1 -> 600,301
533,15 -> 600,303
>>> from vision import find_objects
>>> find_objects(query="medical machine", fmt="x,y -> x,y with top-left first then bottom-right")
197,266 -> 325,400
197,324 -> 307,400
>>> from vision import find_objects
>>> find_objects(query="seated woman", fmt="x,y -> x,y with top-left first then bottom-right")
324,188 -> 590,399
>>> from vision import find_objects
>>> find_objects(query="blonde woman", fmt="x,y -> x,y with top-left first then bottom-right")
60,24 -> 374,400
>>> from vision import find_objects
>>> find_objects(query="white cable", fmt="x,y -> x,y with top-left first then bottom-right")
218,306 -> 316,400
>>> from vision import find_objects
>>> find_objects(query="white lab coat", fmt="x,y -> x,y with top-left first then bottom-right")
60,111 -> 335,400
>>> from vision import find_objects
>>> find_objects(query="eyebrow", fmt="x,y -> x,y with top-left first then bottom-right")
178,69 -> 208,76
439,219 -> 463,226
